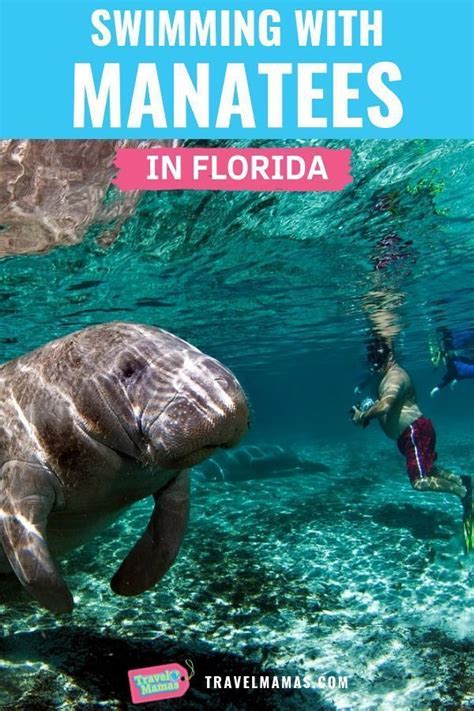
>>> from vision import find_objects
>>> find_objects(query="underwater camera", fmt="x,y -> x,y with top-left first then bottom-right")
349,397 -> 375,427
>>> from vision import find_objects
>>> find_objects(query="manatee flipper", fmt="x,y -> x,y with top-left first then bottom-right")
0,461 -> 73,613
111,470 -> 190,596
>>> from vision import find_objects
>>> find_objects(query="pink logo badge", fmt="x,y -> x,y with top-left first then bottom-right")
128,662 -> 191,703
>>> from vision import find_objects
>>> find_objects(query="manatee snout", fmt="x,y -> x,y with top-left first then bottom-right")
147,357 -> 249,469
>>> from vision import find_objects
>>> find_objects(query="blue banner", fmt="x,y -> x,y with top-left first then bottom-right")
0,0 -> 472,138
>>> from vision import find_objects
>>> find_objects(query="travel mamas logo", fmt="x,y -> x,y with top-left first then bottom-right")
128,662 -> 192,703
127,661 -> 349,704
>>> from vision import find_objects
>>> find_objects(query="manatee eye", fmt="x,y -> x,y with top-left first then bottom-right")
121,361 -> 136,379
119,355 -> 148,380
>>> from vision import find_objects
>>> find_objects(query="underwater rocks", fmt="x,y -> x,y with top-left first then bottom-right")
0,627 -> 331,710
372,502 -> 456,541
1,446 -> 472,709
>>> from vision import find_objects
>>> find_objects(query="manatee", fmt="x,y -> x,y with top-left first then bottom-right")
0,322 -> 248,613
0,139 -> 177,257
194,444 -> 329,483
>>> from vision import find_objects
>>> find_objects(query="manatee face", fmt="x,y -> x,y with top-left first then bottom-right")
143,355 -> 248,470
103,335 -> 249,471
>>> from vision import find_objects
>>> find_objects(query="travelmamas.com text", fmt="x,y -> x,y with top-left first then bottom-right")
74,8 -> 403,130
204,675 -> 349,690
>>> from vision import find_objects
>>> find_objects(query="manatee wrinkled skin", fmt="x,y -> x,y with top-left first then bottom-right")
0,322 -> 248,613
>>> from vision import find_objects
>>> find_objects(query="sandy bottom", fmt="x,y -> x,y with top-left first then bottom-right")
0,439 -> 473,710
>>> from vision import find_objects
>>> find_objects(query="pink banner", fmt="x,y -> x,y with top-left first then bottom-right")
113,147 -> 352,192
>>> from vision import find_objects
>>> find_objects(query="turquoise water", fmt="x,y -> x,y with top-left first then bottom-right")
0,139 -> 473,709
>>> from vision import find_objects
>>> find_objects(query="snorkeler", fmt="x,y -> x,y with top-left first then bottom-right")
351,336 -> 472,546
430,327 -> 474,396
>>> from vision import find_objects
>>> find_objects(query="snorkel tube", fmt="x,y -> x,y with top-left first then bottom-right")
429,339 -> 443,368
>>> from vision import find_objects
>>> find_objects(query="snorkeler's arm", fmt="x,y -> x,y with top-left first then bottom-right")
435,360 -> 457,390
356,372 -> 404,425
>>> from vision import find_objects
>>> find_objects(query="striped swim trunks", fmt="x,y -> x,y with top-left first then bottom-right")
397,417 -> 438,484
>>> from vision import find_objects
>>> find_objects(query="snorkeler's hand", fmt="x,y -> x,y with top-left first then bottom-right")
430,387 -> 440,398
450,379 -> 458,391
351,407 -> 365,426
